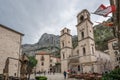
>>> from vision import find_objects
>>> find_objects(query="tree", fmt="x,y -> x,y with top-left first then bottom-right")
27,56 -> 37,80
102,67 -> 120,80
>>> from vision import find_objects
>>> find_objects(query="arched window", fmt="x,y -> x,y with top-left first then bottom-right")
50,59 -> 52,62
81,31 -> 84,39
83,47 -> 86,56
92,47 -> 94,54
63,53 -> 65,59
78,65 -> 80,71
41,62 -> 44,66
41,56 -> 44,61
67,29 -> 69,33
50,64 -> 52,67
80,15 -> 84,21
77,50 -> 79,55
62,41 -> 64,47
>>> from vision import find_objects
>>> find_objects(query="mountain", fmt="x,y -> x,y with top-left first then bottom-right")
22,33 -> 78,57
22,33 -> 60,56
37,33 -> 60,47
22,19 -> 115,56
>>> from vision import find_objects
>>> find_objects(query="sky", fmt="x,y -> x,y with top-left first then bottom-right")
0,0 -> 111,44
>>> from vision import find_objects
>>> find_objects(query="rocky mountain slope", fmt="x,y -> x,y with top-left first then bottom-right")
22,33 -> 60,56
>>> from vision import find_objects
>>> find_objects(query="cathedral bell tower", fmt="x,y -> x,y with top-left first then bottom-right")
76,9 -> 96,73
60,28 -> 72,72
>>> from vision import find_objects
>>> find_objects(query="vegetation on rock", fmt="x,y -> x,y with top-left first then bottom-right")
94,21 -> 114,51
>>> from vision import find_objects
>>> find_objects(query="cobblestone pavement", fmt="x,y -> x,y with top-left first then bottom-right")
31,73 -> 78,80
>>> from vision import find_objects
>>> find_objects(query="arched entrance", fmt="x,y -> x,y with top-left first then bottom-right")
68,58 -> 80,74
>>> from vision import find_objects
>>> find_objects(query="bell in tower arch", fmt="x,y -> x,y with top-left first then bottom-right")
77,9 -> 90,24
80,15 -> 84,21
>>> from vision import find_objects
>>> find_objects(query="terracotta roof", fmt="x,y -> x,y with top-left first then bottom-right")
36,51 -> 50,55
0,24 -> 24,36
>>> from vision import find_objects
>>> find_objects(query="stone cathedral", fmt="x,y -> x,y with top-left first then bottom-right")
60,9 -> 111,73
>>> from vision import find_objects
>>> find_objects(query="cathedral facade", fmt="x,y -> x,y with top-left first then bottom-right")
60,9 -> 111,74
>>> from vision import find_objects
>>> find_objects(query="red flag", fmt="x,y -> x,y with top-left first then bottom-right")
94,4 -> 106,13
94,5 -> 116,17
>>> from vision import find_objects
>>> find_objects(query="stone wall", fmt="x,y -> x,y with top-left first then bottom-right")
36,54 -> 50,72
0,25 -> 22,77
108,38 -> 119,69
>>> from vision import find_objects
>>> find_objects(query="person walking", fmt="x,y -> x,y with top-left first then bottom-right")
63,71 -> 67,79
53,70 -> 55,75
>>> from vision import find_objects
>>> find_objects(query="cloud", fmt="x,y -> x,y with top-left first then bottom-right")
0,0 -> 110,44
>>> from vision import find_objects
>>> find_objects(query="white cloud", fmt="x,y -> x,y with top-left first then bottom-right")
0,0 -> 110,44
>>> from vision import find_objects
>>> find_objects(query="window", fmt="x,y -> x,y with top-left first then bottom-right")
41,62 -> 44,66
62,41 -> 64,47
80,15 -> 84,21
14,73 -> 16,76
83,47 -> 86,55
78,65 -> 80,71
77,50 -> 79,55
116,58 -> 118,61
41,56 -> 44,61
50,64 -> 52,67
92,47 -> 94,54
63,53 -> 65,59
81,31 -> 84,39
50,59 -> 52,62
67,29 -> 69,33
69,55 -> 71,57
119,61 -> 120,64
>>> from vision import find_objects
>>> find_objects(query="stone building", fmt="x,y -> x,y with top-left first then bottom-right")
35,52 -> 60,73
108,38 -> 119,69
60,9 -> 111,73
0,24 -> 23,77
